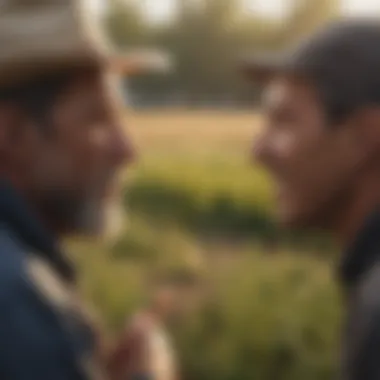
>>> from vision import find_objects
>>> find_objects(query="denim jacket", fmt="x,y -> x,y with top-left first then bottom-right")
0,180 -> 102,380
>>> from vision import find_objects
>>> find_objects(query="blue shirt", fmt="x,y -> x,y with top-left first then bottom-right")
0,180 -> 99,380
339,209 -> 380,380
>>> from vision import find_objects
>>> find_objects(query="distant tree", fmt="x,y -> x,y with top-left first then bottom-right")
103,0 -> 341,106
105,0 -> 150,47
165,0 -> 246,102
278,0 -> 339,47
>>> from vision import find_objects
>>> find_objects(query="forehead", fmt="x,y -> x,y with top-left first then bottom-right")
262,76 -> 319,111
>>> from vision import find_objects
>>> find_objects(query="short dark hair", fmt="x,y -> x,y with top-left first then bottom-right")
0,72 -> 73,127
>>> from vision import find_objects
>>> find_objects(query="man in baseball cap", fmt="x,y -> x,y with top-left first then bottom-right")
243,18 -> 380,379
0,1 -> 170,379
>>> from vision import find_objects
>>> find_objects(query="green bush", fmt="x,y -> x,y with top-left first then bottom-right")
73,224 -> 340,380
71,153 -> 339,380
175,254 -> 341,380
128,157 -> 276,235
127,156 -> 332,250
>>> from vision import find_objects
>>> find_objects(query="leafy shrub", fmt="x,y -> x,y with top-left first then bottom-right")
127,156 -> 332,250
74,225 -> 341,380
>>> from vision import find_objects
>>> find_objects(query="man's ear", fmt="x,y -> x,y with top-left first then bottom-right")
349,107 -> 380,160
0,104 -> 40,175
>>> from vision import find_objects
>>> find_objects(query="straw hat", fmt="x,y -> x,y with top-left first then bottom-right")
0,0 -> 172,87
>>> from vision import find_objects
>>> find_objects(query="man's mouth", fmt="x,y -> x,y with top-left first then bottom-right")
274,181 -> 289,202
99,172 -> 122,199
101,183 -> 123,203
102,183 -> 116,198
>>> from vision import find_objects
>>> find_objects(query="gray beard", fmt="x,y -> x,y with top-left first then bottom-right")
35,188 -> 126,240
77,196 -> 125,240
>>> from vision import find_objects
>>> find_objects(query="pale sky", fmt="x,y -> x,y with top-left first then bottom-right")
91,0 -> 380,23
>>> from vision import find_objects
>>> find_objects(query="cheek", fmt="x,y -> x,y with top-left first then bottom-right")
258,128 -> 300,176
30,144 -> 72,185
30,133 -> 107,195
56,110 -> 114,176
82,128 -> 109,166
272,132 -> 329,201
255,126 -> 297,170
270,129 -> 297,160
280,123 -> 327,177
67,128 -> 112,184
281,136 -> 356,213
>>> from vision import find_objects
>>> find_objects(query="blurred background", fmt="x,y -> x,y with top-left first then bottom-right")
73,1 -> 380,379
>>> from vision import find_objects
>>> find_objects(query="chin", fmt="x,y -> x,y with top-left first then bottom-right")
77,199 -> 125,240
277,214 -> 299,228
102,202 -> 125,241
277,204 -> 311,229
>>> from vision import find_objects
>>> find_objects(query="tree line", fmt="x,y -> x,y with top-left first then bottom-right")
105,0 -> 338,106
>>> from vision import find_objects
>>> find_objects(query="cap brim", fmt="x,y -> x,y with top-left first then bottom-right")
0,49 -> 173,89
239,51 -> 292,83
108,49 -> 173,76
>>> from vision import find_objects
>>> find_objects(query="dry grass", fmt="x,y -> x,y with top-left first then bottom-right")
127,109 -> 262,156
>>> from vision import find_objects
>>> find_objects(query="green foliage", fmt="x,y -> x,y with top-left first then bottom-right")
75,228 -> 341,380
126,156 -> 332,251
105,0 -> 149,47
73,112 -> 340,379
176,254 -> 341,380
72,153 -> 339,379
279,0 -> 339,47
104,0 -> 339,103
128,156 -> 274,234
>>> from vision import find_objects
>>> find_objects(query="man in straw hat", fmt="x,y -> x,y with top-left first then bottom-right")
0,0 -> 170,379
242,18 -> 380,380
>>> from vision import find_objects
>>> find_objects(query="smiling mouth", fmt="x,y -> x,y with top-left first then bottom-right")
97,178 -> 120,200
275,189 -> 284,202
275,182 -> 288,200
103,183 -> 122,200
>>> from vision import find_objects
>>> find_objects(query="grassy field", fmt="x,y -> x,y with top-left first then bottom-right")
129,110 -> 261,155
75,110 -> 340,380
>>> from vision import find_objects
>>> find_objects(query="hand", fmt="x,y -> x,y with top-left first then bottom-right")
107,315 -> 152,380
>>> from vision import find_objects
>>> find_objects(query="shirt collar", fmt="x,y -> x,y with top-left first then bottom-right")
339,207 -> 380,289
0,179 -> 75,282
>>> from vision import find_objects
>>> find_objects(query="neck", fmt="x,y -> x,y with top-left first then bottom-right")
333,175 -> 380,247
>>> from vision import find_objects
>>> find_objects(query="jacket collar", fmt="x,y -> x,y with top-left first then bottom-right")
339,208 -> 380,289
0,179 -> 75,282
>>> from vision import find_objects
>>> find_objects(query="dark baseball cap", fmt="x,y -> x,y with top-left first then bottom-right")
240,18 -> 380,120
